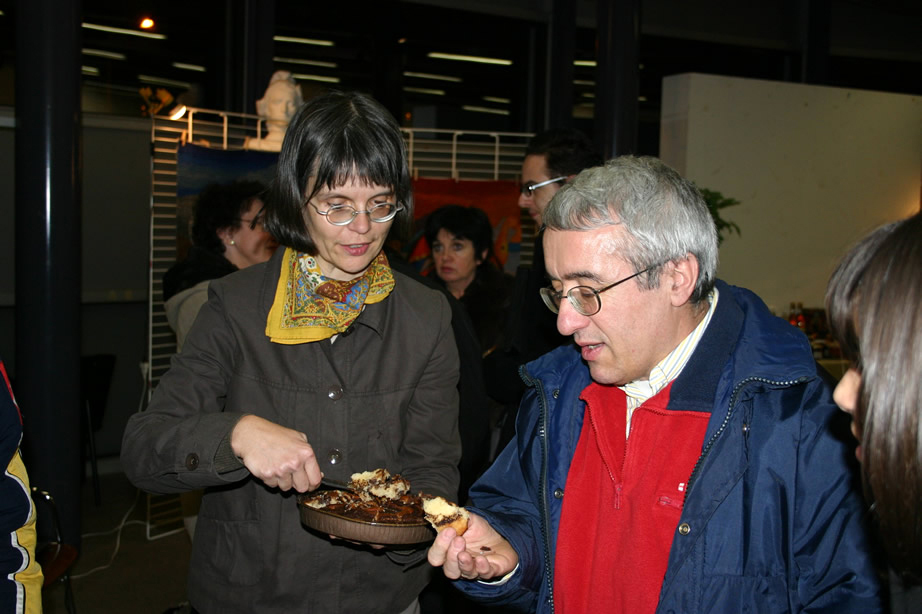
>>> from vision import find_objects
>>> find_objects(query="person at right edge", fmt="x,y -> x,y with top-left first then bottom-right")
429,156 -> 883,613
487,129 -> 602,455
826,211 -> 922,613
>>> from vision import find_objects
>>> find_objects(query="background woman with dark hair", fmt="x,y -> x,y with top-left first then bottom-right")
424,205 -> 512,356
826,211 -> 922,612
123,90 -> 461,614
163,180 -> 277,351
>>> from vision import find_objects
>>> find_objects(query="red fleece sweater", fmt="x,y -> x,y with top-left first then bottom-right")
554,382 -> 711,614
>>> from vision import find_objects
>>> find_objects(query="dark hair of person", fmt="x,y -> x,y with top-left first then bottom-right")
825,211 -> 922,583
524,128 -> 604,177
191,180 -> 266,255
423,205 -> 497,268
264,90 -> 413,253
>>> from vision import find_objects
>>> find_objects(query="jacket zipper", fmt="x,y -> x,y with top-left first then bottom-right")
522,367 -> 556,613
685,375 -> 808,497
537,380 -> 555,612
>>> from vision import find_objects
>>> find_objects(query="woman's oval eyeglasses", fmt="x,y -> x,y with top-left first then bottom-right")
307,201 -> 403,226
540,265 -> 658,316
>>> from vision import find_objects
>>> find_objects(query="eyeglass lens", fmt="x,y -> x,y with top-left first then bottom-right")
540,286 -> 601,316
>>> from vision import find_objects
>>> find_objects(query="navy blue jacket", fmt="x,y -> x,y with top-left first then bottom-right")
453,281 -> 883,613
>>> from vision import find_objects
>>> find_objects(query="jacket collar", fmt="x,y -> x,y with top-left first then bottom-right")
668,280 -> 744,412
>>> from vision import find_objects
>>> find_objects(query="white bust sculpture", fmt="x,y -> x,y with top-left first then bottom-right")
244,71 -> 304,152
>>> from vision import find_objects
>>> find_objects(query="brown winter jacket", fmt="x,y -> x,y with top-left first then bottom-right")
121,247 -> 461,613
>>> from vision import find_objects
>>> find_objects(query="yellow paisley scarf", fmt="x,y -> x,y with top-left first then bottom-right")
265,247 -> 395,343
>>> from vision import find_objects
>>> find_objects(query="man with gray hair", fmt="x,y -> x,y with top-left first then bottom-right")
429,156 -> 882,613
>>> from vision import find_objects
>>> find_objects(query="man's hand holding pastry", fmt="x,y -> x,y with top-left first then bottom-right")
427,512 -> 519,581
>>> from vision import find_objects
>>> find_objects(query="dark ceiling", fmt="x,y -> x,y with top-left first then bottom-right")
1,0 -> 919,155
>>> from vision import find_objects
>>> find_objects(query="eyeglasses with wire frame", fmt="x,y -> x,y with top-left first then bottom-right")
520,176 -> 567,196
540,265 -> 658,316
306,201 -> 404,226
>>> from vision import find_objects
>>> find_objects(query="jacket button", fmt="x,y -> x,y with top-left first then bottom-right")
327,386 -> 343,400
185,453 -> 200,470
553,488 -> 564,499
328,448 -> 343,465
552,389 -> 559,399
678,522 -> 691,536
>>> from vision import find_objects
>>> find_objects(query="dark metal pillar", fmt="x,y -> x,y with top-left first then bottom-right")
545,0 -> 577,129
371,1 -> 404,124
800,0 -> 831,85
221,0 -> 275,114
595,0 -> 640,158
15,0 -> 83,545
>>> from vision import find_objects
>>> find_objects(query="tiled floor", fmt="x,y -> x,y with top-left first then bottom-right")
41,469 -> 192,614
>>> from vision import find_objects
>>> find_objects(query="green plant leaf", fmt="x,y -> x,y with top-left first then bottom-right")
697,186 -> 742,245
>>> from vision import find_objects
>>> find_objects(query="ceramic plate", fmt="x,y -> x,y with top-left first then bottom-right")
298,497 -> 435,545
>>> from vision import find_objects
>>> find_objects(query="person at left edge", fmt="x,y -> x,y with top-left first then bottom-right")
122,90 -> 461,614
1,356 -> 43,614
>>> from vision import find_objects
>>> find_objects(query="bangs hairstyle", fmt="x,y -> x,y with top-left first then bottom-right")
264,90 -> 412,253
825,211 -> 922,583
543,156 -> 718,304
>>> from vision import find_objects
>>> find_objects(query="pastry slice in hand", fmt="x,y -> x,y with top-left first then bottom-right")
421,494 -> 469,536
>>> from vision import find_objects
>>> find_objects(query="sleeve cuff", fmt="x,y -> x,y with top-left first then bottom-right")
477,563 -> 519,586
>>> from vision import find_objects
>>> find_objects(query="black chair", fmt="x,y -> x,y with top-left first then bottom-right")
81,354 -> 116,506
31,487 -> 78,614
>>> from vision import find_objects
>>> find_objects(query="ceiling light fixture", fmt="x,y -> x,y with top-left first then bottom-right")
574,79 -> 595,86
274,35 -> 334,47
274,56 -> 337,69
403,86 -> 445,96
574,60 -> 596,67
82,22 -> 166,40
83,48 -> 126,60
482,96 -> 510,104
291,73 -> 340,83
82,66 -> 100,76
139,74 -> 191,89
172,62 -> 206,72
428,52 -> 511,66
403,71 -> 461,83
139,17 -> 155,29
462,105 -> 510,116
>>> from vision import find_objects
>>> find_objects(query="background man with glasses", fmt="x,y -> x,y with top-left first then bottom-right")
430,156 -> 883,613
485,129 -> 603,458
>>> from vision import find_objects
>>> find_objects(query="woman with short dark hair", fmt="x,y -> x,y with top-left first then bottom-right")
826,211 -> 922,610
424,205 -> 511,356
123,90 -> 461,614
163,180 -> 276,351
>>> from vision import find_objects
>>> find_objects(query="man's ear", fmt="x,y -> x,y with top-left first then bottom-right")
665,254 -> 699,307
